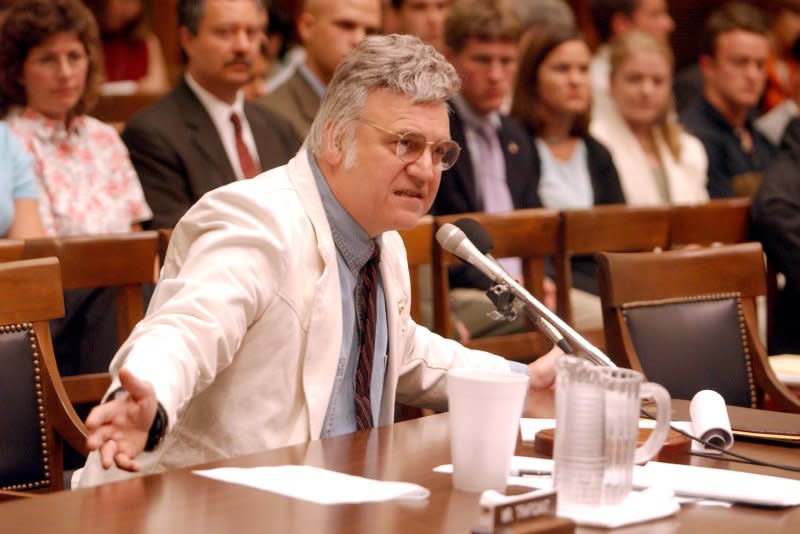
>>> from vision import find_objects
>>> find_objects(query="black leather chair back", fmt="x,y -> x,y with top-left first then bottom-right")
623,293 -> 756,407
0,324 -> 52,490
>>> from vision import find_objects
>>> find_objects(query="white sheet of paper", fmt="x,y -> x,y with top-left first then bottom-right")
193,465 -> 430,504
633,461 -> 800,507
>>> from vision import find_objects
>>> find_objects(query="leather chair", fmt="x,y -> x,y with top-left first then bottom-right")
432,209 -> 560,363
597,243 -> 800,411
0,258 -> 89,493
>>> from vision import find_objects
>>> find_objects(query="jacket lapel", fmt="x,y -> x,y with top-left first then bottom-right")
288,153 -> 343,439
449,109 -> 482,211
498,117 -> 528,208
176,79 -> 238,180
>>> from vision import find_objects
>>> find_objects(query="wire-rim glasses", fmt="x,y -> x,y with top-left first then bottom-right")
359,119 -> 461,171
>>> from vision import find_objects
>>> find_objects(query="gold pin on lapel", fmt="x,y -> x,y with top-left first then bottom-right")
397,298 -> 405,315
508,141 -> 519,155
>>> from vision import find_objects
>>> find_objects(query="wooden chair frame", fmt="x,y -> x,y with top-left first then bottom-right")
597,243 -> 800,412
555,204 -> 672,349
398,216 -> 434,326
668,197 -> 751,248
0,258 -> 89,493
19,232 -> 160,404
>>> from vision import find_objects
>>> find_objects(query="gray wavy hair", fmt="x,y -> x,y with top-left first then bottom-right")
305,34 -> 461,168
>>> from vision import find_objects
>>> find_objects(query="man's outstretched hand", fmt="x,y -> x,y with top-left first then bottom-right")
85,368 -> 159,472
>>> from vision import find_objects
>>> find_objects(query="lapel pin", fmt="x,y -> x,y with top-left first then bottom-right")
508,142 -> 519,155
397,298 -> 405,315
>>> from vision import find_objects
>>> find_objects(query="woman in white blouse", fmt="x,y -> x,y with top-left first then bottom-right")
590,30 -> 709,206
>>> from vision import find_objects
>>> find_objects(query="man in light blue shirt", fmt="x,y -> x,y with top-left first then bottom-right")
77,35 -> 559,482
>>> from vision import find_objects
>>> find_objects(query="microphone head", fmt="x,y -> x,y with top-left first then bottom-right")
435,223 -> 467,254
453,218 -> 493,254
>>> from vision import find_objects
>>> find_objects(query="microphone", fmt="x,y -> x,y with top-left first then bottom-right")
436,221 -> 616,368
450,218 -> 572,354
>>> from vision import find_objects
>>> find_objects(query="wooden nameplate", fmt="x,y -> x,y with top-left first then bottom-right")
474,488 -> 575,534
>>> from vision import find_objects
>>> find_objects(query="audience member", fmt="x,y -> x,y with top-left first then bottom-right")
74,34 -> 561,486
752,117 -> 800,354
390,0 -> 450,53
258,0 -> 381,141
0,0 -> 13,23
0,121 -> 45,238
122,0 -> 301,229
511,26 -> 622,328
0,0 -> 153,381
680,2 -> 776,198
262,2 -> 305,93
500,0 -> 575,114
381,0 -> 400,34
764,0 -> 800,113
512,0 -> 575,32
589,0 -> 674,117
433,0 -> 533,340
0,0 -> 152,237
591,31 -> 708,205
86,0 -> 169,94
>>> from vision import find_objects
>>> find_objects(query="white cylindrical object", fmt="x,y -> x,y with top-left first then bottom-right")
447,368 -> 529,493
690,390 -> 734,451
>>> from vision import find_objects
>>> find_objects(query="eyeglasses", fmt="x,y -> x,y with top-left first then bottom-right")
360,119 -> 461,171
27,50 -> 88,73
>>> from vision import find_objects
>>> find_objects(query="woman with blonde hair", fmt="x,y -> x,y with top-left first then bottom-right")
590,30 -> 709,205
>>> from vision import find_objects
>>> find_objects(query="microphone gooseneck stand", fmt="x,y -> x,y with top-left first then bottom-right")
437,221 -> 616,369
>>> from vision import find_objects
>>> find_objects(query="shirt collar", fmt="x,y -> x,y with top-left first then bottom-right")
185,73 -> 246,122
452,95 -> 501,132
297,63 -> 327,99
307,152 -> 378,275
699,95 -> 756,133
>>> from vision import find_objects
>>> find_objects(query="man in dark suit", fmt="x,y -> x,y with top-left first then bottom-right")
432,0 -> 537,340
257,0 -> 381,141
123,0 -> 301,229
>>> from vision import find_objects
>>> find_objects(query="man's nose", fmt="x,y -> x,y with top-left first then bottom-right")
233,29 -> 253,51
408,146 -> 437,183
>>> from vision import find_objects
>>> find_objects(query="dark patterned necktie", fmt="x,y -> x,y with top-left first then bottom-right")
354,245 -> 380,430
230,113 -> 259,178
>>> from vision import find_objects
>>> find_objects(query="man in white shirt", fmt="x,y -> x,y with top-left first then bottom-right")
122,0 -> 302,229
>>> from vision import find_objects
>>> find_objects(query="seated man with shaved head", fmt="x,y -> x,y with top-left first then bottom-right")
257,0 -> 381,140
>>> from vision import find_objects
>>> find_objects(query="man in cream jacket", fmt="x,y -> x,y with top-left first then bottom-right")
76,35 -> 559,487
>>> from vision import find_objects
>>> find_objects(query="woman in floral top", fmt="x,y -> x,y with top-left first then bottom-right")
0,0 -> 152,237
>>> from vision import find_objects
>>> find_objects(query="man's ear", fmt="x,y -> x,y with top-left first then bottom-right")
179,27 -> 195,61
609,13 -> 633,39
296,11 -> 315,45
698,54 -> 714,82
321,121 -> 343,166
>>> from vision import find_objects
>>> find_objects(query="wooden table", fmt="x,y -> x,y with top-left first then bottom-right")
1,390 -> 799,533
